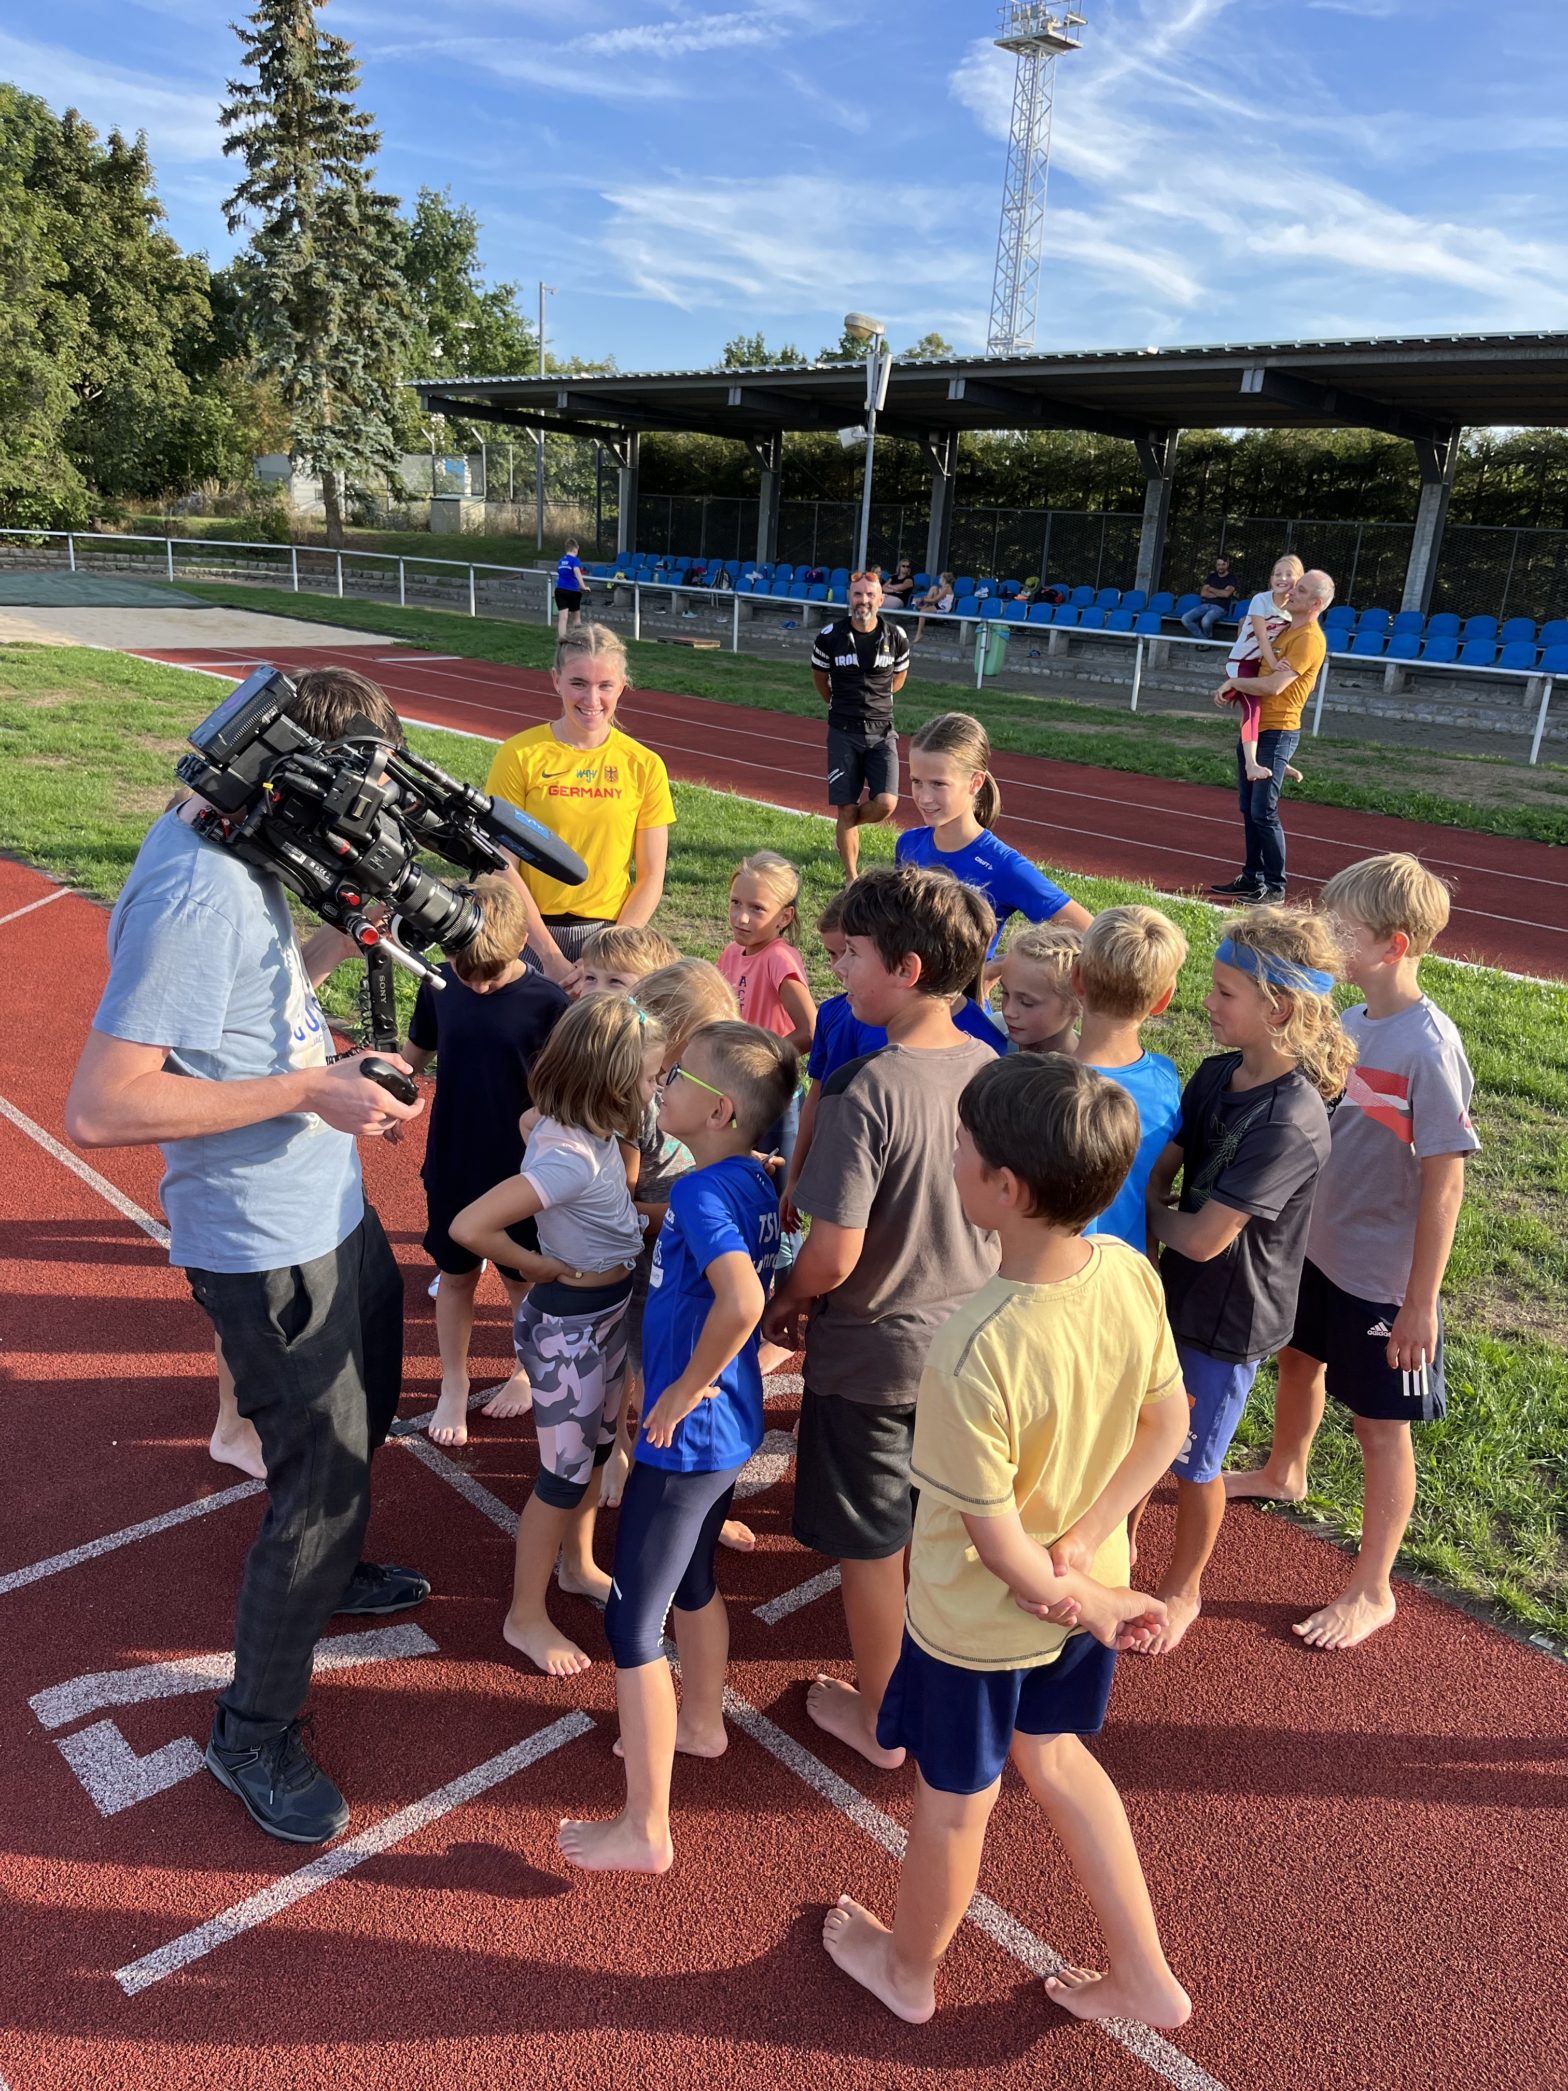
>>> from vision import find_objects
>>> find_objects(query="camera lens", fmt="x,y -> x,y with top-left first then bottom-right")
390,864 -> 482,951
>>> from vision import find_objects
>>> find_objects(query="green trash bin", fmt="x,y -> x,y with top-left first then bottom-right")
974,618 -> 1010,678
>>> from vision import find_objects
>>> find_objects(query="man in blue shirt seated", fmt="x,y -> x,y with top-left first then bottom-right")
1180,555 -> 1240,640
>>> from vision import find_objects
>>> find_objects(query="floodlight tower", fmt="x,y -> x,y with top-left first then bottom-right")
986,5 -> 1086,356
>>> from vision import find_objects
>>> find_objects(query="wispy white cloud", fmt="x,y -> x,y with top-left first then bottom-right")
0,28 -> 221,161
576,12 -> 781,60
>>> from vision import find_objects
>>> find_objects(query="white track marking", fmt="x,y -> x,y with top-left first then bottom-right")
753,1567 -> 841,1624
0,1093 -> 170,1244
56,1722 -> 206,1818
113,1711 -> 595,1997
732,1428 -> 797,1501
394,1430 -> 519,1534
0,887 -> 71,929
0,1479 -> 264,1597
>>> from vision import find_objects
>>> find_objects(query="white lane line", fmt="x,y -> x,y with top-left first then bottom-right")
0,887 -> 71,929
0,1479 -> 264,1598
394,1430 -> 518,1535
0,1093 -> 170,1244
113,1710 -> 595,1998
373,653 -> 464,663
724,1694 -> 1226,2091
754,1567 -> 841,1624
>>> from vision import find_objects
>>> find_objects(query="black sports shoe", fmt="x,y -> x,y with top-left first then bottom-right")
334,1560 -> 431,1616
1209,875 -> 1263,897
1253,884 -> 1287,904
205,1715 -> 350,1844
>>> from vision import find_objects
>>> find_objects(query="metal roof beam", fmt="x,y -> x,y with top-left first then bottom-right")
418,391 -> 629,441
726,384 -> 840,428
946,374 -> 1143,441
1238,364 -> 1446,442
554,388 -> 695,432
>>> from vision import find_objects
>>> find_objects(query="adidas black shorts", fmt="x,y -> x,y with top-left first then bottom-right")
1289,1257 -> 1446,1422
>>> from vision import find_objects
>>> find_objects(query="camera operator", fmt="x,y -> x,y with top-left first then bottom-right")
65,666 -> 428,1847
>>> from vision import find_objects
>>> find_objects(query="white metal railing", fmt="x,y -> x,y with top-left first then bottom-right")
1,527 -> 1557,763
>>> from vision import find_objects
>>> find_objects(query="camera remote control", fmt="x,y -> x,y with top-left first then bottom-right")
359,1056 -> 418,1106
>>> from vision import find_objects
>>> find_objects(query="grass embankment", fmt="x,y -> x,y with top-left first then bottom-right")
2,640 -> 1565,1638
123,514 -> 575,569
172,579 -> 1568,847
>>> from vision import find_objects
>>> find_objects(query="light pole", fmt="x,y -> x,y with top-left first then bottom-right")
844,311 -> 891,574
536,282 -> 556,551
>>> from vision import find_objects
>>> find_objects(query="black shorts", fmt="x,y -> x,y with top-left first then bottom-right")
422,1202 -> 536,1287
792,1385 -> 915,1560
554,587 -> 583,611
1289,1257 -> 1447,1422
826,725 -> 898,810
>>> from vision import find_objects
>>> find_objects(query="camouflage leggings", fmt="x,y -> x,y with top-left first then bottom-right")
514,1276 -> 634,1501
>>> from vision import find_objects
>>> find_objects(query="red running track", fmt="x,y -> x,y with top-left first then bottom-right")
2,852 -> 1567,2091
135,642 -> 1568,980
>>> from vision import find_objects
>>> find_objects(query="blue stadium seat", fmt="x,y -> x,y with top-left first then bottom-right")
1147,591 -> 1174,615
1000,578 -> 1023,597
1330,627 -> 1358,652
1028,602 -> 1054,624
1122,589 -> 1148,613
913,573 -> 931,590
1357,607 -> 1393,633
1078,608 -> 1108,631
1174,593 -> 1200,616
1391,610 -> 1425,637
1459,639 -> 1497,667
807,583 -> 829,601
1424,611 -> 1461,639
1498,641 -> 1538,671
1349,631 -> 1386,658
977,596 -> 1003,619
1499,617 -> 1537,646
1462,614 -> 1498,642
1106,608 -> 1136,632
1002,601 -> 1029,622
1539,643 -> 1568,675
735,577 -> 758,596
772,564 -> 793,583
1324,605 -> 1356,631
1385,633 -> 1421,662
976,576 -> 999,596
953,576 -> 976,598
1094,588 -> 1121,610
789,581 -> 810,599
1421,636 -> 1459,664
830,567 -> 850,589
1069,585 -> 1096,608
1052,606 -> 1081,628
1538,619 -> 1568,649
1133,610 -> 1163,635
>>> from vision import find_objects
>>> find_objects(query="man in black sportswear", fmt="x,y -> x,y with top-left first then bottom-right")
810,570 -> 911,879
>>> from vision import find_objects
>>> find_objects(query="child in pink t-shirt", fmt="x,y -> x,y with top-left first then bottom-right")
719,851 -> 817,1053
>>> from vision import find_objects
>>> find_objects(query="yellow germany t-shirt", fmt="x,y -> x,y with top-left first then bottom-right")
1258,620 -> 1326,734
906,1242 -> 1183,1672
485,723 -> 676,921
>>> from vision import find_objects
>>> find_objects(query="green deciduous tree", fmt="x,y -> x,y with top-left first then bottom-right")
221,0 -> 412,544
901,331 -> 955,360
720,330 -> 805,368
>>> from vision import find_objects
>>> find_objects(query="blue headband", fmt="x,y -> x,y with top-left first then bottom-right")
1215,936 -> 1334,999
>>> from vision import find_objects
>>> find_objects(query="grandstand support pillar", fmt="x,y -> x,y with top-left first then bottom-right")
748,434 -> 783,566
609,431 -> 640,555
923,432 -> 958,579
1401,427 -> 1461,615
1133,430 -> 1179,596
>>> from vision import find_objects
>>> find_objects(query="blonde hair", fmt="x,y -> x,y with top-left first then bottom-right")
1269,553 -> 1305,584
1076,904 -> 1188,1022
525,992 -> 664,1141
554,621 -> 631,684
1217,905 -> 1357,1101
1005,921 -> 1083,991
1320,851 -> 1451,957
689,1020 -> 800,1146
910,712 -> 1000,830
731,850 -> 801,944
580,922 -> 681,979
450,873 -> 530,983
633,959 -> 738,1060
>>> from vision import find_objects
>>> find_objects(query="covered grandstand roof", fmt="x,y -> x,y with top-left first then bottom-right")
413,331 -> 1568,447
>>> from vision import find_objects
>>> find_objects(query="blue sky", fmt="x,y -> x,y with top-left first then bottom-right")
6,0 -> 1567,374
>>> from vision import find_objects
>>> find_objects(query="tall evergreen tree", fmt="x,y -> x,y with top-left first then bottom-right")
221,0 -> 411,544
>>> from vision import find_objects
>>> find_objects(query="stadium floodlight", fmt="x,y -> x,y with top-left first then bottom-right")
987,4 -> 1087,356
844,312 -> 893,572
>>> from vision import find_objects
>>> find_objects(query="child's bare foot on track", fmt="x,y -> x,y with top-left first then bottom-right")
821,1897 -> 934,2023
428,1383 -> 470,1448
717,1519 -> 755,1552
557,1814 -> 673,1874
209,1419 -> 266,1481
1145,1590 -> 1200,1655
479,1371 -> 532,1420
806,1676 -> 905,1769
1245,762 -> 1272,782
614,1711 -> 727,1761
757,1340 -> 792,1376
1292,1589 -> 1395,1649
502,1613 -> 592,1677
1285,763 -> 1303,782
1045,1961 -> 1191,2029
1223,1464 -> 1305,1503
556,1559 -> 612,1606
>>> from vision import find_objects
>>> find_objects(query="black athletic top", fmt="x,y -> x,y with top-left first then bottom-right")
810,616 -> 910,734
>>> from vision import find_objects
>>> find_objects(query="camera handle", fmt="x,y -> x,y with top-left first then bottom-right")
358,944 -> 402,1055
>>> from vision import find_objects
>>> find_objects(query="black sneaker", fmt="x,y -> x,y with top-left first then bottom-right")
334,1560 -> 431,1616
205,1715 -> 349,1844
1254,884 -> 1287,904
1209,875 -> 1263,897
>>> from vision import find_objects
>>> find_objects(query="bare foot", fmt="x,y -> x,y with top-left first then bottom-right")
1244,762 -> 1272,782
757,1340 -> 792,1375
718,1519 -> 756,1552
1045,1960 -> 1192,2030
1285,763 -> 1304,782
502,1612 -> 592,1677
1223,1464 -> 1305,1504
600,1439 -> 631,1509
1145,1590 -> 1201,1656
557,1558 -> 612,1607
614,1709 -> 727,1761
821,1896 -> 933,2024
209,1422 -> 266,1481
806,1675 -> 905,1770
557,1813 -> 673,1874
1292,1589 -> 1396,1650
427,1384 -> 470,1448
479,1372 -> 532,1421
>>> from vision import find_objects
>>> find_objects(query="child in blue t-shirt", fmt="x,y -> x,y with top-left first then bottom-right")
554,536 -> 590,639
1071,907 -> 1189,1254
896,713 -> 1092,964
558,1021 -> 799,1876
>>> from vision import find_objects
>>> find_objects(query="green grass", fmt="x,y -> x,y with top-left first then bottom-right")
122,513 -> 572,569
3,638 -> 1566,1637
170,578 -> 1568,847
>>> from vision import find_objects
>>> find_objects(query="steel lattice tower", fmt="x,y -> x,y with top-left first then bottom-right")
986,6 -> 1085,356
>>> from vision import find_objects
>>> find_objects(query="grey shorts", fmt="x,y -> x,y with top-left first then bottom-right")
791,1384 -> 915,1560
826,725 -> 898,809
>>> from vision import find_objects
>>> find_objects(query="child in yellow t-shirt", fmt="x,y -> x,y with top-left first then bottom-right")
820,1054 -> 1192,2035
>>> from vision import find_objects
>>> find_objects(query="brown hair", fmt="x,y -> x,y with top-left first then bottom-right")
960,1054 -> 1138,1231
1076,905 -> 1188,1021
450,873 -> 530,984
910,712 -> 1001,829
839,864 -> 994,1000
816,888 -> 850,936
1217,905 -> 1357,1100
633,959 -> 738,1060
688,1020 -> 800,1146
525,991 -> 664,1141
288,666 -> 403,747
554,621 -> 632,685
1320,851 -> 1451,956
731,849 -> 801,944
580,922 -> 681,978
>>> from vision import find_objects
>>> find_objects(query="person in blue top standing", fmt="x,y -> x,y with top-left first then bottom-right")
558,1021 -> 799,1875
555,536 -> 591,639
896,712 -> 1091,979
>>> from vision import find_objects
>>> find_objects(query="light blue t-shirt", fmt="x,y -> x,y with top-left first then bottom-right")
93,811 -> 363,1274
1082,1050 -> 1183,1252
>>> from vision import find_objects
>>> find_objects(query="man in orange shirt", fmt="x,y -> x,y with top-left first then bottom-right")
1209,569 -> 1333,903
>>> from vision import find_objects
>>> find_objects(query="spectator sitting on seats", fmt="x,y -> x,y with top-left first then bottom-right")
802,563 -> 828,586
913,571 -> 956,644
1180,556 -> 1240,640
883,558 -> 917,609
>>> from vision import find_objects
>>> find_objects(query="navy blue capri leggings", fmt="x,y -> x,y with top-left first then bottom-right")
603,1458 -> 744,1670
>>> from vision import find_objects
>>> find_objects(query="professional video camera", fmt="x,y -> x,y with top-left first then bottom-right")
177,664 -> 587,1048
